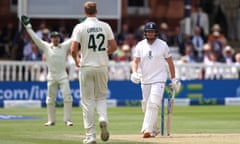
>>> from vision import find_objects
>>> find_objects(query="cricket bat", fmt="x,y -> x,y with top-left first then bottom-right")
166,88 -> 175,136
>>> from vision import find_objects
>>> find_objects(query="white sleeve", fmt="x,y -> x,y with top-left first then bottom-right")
71,24 -> 81,43
134,43 -> 141,58
163,43 -> 171,58
61,38 -> 72,51
26,28 -> 49,52
106,23 -> 114,40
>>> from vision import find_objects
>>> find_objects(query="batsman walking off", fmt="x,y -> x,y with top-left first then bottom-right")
70,1 -> 117,144
131,22 -> 180,138
20,16 -> 74,127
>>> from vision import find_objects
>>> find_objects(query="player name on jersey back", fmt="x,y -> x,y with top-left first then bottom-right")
87,27 -> 103,33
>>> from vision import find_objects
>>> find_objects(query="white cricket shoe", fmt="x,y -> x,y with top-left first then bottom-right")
65,121 -> 73,126
100,121 -> 109,141
83,135 -> 97,144
151,129 -> 160,137
44,121 -> 55,126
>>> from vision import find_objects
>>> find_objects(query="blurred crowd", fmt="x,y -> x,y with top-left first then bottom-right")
0,4 -> 240,80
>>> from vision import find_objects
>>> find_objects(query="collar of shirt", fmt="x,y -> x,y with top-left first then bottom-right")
50,44 -> 61,49
86,17 -> 98,21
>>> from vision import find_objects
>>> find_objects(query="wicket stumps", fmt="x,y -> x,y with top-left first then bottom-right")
161,96 -> 165,136
160,91 -> 171,136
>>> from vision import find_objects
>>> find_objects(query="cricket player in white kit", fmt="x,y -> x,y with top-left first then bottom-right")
20,16 -> 73,127
70,1 -> 117,144
131,22 -> 180,138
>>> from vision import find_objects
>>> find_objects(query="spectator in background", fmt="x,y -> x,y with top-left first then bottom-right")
208,31 -> 224,61
26,42 -> 42,61
173,25 -> 186,56
59,25 -> 70,42
11,30 -> 27,60
220,45 -> 235,64
23,34 -> 32,60
207,24 -> 226,42
235,53 -> 240,65
0,22 -> 17,58
191,26 -> 204,61
42,28 -> 51,42
134,24 -> 145,41
112,44 -> 131,62
158,22 -> 173,46
36,21 -> 47,39
181,43 -> 196,63
203,43 -> 213,64
116,23 -> 130,45
23,41 -> 42,61
234,53 -> 240,78
191,4 -> 209,40
204,52 -> 223,79
220,0 -> 239,40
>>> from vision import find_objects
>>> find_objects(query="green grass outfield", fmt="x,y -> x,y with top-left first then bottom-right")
0,106 -> 240,144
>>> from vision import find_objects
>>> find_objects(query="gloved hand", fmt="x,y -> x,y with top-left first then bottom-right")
21,15 -> 32,28
130,72 -> 141,84
170,78 -> 181,92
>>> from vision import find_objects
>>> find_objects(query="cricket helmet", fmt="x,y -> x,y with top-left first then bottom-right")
144,22 -> 158,32
50,31 -> 60,38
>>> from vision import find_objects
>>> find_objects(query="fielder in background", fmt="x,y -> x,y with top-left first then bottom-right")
131,22 -> 180,138
70,1 -> 117,144
20,16 -> 74,127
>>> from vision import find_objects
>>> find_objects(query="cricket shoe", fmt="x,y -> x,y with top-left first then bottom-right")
143,132 -> 151,138
44,121 -> 55,126
65,121 -> 73,126
151,129 -> 160,137
83,135 -> 97,144
100,121 -> 109,141
143,131 -> 157,138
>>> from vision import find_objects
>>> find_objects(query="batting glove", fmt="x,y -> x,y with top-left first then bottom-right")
130,72 -> 141,84
170,78 -> 181,92
21,15 -> 32,28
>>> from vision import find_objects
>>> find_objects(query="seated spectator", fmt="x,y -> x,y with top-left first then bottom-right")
23,41 -> 42,61
181,44 -> 197,63
228,53 -> 240,79
191,26 -> 204,61
204,52 -> 223,79
172,25 -> 186,56
202,43 -> 211,63
207,24 -> 226,42
134,24 -> 145,41
36,21 -> 47,39
116,23 -> 130,45
23,36 -> 32,60
112,44 -> 131,62
1,22 -> 17,58
42,28 -> 50,42
158,22 -> 173,46
208,31 -> 225,61
220,45 -> 235,64
235,53 -> 240,65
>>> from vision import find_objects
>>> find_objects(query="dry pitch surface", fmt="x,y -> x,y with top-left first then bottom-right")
110,133 -> 240,144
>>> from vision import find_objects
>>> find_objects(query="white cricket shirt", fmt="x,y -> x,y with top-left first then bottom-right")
134,38 -> 171,84
26,28 -> 71,80
71,17 -> 115,67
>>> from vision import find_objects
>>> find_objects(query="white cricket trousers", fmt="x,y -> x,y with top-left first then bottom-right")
46,78 -> 73,123
79,66 -> 108,137
141,82 -> 165,133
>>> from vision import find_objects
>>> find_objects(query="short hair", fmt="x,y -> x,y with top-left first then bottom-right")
84,1 -> 97,15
